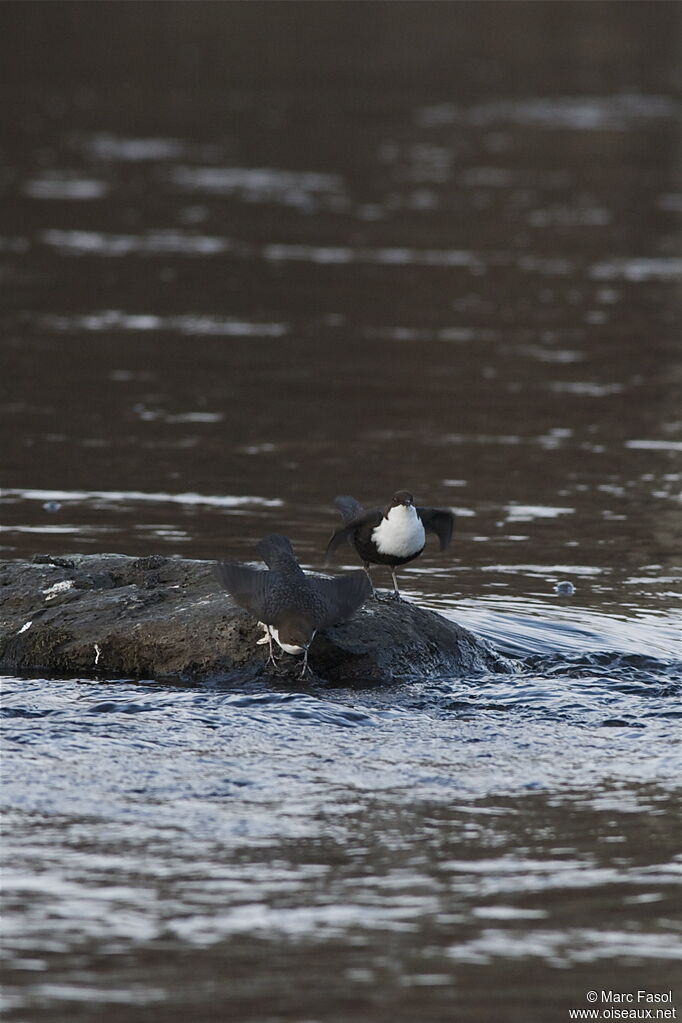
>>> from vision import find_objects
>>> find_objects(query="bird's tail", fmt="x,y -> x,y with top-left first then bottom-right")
256,533 -> 302,573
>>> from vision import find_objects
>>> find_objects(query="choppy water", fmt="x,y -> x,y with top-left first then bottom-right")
1,3 -> 681,1021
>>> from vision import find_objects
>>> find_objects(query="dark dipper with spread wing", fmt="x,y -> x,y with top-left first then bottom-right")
326,490 -> 454,597
217,534 -> 372,677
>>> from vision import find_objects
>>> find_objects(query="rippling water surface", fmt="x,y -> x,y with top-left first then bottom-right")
1,3 -> 681,1021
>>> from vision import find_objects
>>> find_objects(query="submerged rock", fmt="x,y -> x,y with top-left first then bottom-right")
0,554 -> 511,683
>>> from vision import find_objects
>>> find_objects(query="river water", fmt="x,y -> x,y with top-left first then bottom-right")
1,4 -> 681,1021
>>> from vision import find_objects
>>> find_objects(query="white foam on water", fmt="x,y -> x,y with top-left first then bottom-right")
2,489 -> 283,509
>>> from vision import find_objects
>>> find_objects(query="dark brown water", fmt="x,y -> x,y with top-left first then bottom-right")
1,4 -> 681,1021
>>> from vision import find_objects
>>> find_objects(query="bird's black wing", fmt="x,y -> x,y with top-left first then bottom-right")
215,561 -> 270,617
417,507 -> 455,550
307,571 -> 372,628
325,506 -> 382,561
333,495 -> 365,523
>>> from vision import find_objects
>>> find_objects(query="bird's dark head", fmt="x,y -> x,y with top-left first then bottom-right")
384,490 -> 414,517
276,616 -> 315,653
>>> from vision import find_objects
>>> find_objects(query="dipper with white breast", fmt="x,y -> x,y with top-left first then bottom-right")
217,534 -> 371,677
326,490 -> 455,597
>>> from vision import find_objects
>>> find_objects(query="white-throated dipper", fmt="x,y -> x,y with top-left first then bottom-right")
217,534 -> 372,677
326,490 -> 455,598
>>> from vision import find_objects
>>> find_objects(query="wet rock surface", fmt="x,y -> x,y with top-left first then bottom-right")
0,554 -> 511,683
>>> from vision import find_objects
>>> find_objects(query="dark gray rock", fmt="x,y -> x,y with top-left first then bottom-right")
0,554 -> 512,684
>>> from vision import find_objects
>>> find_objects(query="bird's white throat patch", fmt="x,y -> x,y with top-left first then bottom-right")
372,504 -> 425,557
270,625 -> 307,655
257,621 -> 311,656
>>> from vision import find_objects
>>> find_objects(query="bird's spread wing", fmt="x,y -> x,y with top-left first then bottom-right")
307,571 -> 372,628
333,495 -> 365,523
417,507 -> 455,550
326,506 -> 382,561
325,523 -> 356,559
215,562 -> 270,616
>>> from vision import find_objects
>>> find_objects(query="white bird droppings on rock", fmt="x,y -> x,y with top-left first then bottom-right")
42,580 -> 75,599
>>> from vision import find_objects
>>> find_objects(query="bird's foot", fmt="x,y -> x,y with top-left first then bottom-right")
363,565 -> 376,600
297,647 -> 314,679
389,570 -> 402,599
258,624 -> 285,671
